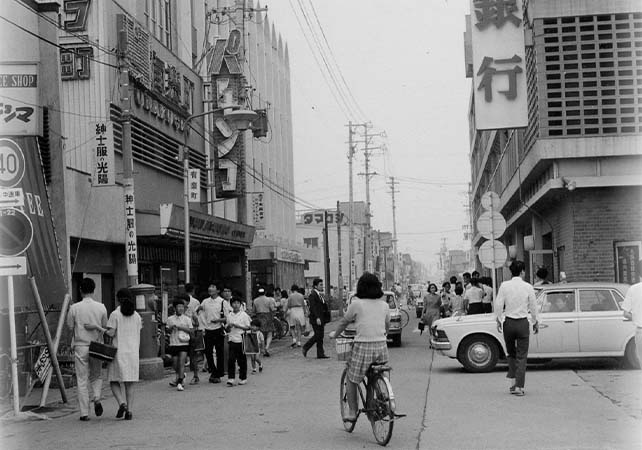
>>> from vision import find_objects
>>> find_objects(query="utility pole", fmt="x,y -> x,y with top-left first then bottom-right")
336,200 -> 343,311
388,176 -> 399,284
362,124 -> 375,274
323,210 -> 331,301
347,121 -> 355,291
118,21 -> 138,287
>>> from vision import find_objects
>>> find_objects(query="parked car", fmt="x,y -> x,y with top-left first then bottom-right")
430,282 -> 639,372
344,291 -> 403,347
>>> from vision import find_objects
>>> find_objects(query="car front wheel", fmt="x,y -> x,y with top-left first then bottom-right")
457,335 -> 499,373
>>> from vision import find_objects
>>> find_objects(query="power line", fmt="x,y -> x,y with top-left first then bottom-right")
305,0 -> 367,121
0,14 -> 119,69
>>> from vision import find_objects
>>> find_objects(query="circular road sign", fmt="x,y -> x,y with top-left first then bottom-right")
476,211 -> 507,240
0,208 -> 33,257
478,239 -> 507,269
481,191 -> 500,211
0,138 -> 26,188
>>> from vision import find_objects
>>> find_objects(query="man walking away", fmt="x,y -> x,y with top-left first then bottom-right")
67,278 -> 108,421
622,259 -> 642,369
302,278 -> 330,359
494,260 -> 539,396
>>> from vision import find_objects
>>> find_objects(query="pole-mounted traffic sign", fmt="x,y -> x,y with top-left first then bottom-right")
0,207 -> 33,257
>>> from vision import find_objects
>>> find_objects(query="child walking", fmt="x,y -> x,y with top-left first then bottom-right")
166,298 -> 193,391
226,297 -> 251,386
249,319 -> 265,373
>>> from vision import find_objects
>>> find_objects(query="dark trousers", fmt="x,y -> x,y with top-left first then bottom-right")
482,303 -> 492,313
303,322 -> 326,357
468,303 -> 484,315
503,317 -> 530,388
227,341 -> 247,381
204,329 -> 225,378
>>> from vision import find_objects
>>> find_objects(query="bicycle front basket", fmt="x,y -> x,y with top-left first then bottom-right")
335,337 -> 354,361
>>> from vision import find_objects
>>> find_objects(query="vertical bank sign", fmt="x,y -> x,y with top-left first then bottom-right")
470,0 -> 527,130
0,65 -> 40,136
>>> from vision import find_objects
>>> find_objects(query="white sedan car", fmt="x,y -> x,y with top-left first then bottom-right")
430,282 -> 639,372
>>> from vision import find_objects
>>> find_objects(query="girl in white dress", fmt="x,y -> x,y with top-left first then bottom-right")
106,288 -> 142,420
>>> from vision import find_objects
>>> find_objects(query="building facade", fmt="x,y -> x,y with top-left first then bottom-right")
466,0 -> 642,285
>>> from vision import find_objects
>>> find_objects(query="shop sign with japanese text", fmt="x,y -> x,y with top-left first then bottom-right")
302,210 -> 346,227
0,64 -> 40,136
92,121 -> 115,187
188,169 -> 200,203
124,185 -> 138,276
252,192 -> 265,230
470,0 -> 528,130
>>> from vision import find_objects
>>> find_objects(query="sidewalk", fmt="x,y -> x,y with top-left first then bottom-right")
419,351 -> 642,450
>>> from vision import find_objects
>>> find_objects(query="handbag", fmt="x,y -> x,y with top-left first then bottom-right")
89,340 -> 117,362
191,330 -> 205,352
242,332 -> 260,355
177,330 -> 191,343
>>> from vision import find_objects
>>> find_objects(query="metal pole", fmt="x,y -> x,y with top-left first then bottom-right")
490,200 -> 497,301
323,210 -> 331,301
390,177 -> 399,283
347,122 -> 354,291
7,276 -> 20,415
364,126 -> 371,273
336,201 -> 343,310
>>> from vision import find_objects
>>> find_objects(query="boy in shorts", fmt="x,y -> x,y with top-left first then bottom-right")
249,319 -> 264,373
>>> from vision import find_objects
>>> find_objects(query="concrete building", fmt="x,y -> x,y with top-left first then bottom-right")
296,201 -> 367,291
466,0 -> 642,285
207,0 -> 310,292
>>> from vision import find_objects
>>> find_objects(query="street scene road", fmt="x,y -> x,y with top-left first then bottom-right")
2,313 -> 640,449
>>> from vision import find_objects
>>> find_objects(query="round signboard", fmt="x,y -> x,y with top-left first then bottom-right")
0,208 -> 33,257
481,191 -> 500,211
476,211 -> 507,240
0,138 -> 26,188
478,239 -> 507,269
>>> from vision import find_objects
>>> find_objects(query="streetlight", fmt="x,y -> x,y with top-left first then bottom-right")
182,106 -> 257,283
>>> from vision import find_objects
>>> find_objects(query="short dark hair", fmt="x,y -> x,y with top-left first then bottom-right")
185,283 -> 194,294
230,297 -> 241,304
312,278 -> 323,288
509,260 -> 526,277
428,283 -> 438,293
455,285 -> 463,295
536,267 -> 548,280
449,276 -> 458,284
80,278 -> 95,295
291,284 -> 299,291
463,272 -> 471,280
251,318 -> 261,328
472,270 -> 480,278
355,272 -> 383,299
173,294 -> 187,309
442,282 -> 451,289
117,288 -> 135,316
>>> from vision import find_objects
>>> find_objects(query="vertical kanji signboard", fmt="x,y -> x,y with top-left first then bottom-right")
470,0 -> 528,130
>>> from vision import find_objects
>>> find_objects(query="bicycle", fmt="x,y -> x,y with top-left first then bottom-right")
335,336 -> 405,446
398,309 -> 410,329
272,311 -> 290,340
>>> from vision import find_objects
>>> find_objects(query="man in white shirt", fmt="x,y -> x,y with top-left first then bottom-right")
67,278 -> 108,421
198,283 -> 231,383
622,260 -> 642,368
494,260 -> 539,396
184,284 -> 201,384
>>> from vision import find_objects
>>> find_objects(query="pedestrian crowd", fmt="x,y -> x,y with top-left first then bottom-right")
66,277 -> 332,422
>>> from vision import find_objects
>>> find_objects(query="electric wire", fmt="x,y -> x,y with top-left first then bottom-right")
295,0 -> 360,121
0,14 -> 119,69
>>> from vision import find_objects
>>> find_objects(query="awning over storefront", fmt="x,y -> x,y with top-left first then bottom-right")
138,203 -> 255,248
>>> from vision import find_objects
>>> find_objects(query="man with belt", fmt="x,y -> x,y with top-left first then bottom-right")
494,260 -> 539,396
199,283 -> 231,383
622,259 -> 642,368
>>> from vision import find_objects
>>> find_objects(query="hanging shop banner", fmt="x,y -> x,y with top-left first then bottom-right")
0,64 -> 40,136
251,192 -> 265,230
0,138 -> 67,308
470,0 -> 528,130
124,184 -> 138,277
92,121 -> 116,187
188,169 -> 200,203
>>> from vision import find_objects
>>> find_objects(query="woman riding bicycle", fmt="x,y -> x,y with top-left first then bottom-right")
330,272 -> 390,423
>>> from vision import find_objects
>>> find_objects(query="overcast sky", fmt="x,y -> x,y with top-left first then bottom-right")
262,0 -> 472,273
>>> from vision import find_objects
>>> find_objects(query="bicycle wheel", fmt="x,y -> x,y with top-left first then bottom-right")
280,319 -> 291,338
368,375 -> 394,446
339,368 -> 357,432
272,318 -> 283,339
399,309 -> 410,329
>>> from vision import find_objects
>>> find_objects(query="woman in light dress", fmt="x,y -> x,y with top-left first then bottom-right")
106,288 -> 142,420
421,283 -> 442,329
284,284 -> 307,347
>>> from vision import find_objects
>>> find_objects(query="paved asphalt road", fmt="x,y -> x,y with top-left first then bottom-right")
1,311 -> 641,449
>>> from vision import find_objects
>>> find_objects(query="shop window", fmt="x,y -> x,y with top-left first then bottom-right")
615,241 -> 641,284
304,237 -> 319,248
